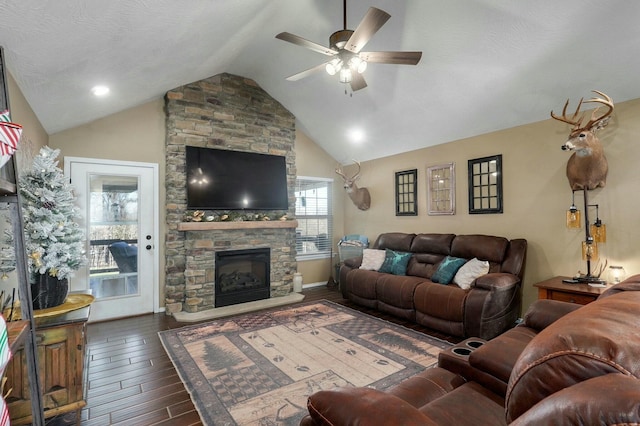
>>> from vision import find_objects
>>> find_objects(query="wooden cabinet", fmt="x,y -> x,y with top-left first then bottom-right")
534,276 -> 606,305
5,306 -> 89,425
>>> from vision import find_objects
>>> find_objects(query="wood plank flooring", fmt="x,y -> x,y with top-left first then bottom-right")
45,285 -> 459,425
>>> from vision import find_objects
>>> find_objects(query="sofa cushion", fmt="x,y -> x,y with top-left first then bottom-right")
373,232 -> 416,252
378,249 -> 412,275
450,235 -> 509,270
414,282 -> 467,323
453,258 -> 490,290
359,249 -> 386,270
431,256 -> 466,284
506,291 -> 640,422
410,233 -> 454,255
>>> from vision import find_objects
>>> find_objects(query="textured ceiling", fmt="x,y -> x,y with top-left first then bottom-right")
1,0 -> 639,163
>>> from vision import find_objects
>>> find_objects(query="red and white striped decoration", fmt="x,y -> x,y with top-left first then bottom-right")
0,314 -> 11,426
0,109 -> 22,168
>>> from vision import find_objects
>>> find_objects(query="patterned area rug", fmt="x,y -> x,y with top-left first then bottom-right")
159,300 -> 451,426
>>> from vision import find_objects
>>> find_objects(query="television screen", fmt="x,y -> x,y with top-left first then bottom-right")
186,146 -> 289,210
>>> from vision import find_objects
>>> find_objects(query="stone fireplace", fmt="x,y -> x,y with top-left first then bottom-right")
164,73 -> 297,315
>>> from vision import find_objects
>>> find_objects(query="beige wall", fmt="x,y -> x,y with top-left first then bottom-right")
294,129 -> 345,284
49,99 -> 167,305
342,97 -> 640,313
7,72 -> 48,173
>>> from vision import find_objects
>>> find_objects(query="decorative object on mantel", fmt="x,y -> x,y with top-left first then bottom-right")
183,210 -> 290,222
552,90 -> 615,284
18,147 -> 87,309
335,160 -> 371,210
0,109 -> 22,169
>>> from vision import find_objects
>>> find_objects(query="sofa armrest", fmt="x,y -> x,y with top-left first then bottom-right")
473,272 -> 519,291
521,299 -> 581,331
465,273 -> 522,339
305,387 -> 437,426
343,255 -> 362,268
509,374 -> 640,425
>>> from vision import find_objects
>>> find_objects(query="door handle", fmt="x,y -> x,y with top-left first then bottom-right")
146,245 -> 152,250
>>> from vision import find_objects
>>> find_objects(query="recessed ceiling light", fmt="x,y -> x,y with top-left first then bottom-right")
348,128 -> 365,143
91,85 -> 110,97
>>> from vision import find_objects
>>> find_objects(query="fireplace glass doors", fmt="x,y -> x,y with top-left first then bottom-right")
215,248 -> 270,307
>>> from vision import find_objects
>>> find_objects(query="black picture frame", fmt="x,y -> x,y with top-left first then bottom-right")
395,169 -> 418,216
468,154 -> 503,214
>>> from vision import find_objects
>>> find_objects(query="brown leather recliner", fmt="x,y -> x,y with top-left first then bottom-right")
301,275 -> 640,425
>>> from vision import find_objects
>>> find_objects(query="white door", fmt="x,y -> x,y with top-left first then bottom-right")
65,157 -> 159,322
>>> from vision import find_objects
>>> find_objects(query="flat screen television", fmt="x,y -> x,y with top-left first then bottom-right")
186,146 -> 289,210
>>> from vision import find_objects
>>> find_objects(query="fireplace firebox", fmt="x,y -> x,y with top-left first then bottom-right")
215,248 -> 270,307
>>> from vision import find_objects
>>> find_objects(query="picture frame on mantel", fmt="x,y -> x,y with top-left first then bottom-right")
468,154 -> 503,214
395,169 -> 418,216
427,162 -> 455,215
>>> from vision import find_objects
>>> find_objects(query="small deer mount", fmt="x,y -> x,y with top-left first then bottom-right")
551,90 -> 614,191
335,160 -> 371,211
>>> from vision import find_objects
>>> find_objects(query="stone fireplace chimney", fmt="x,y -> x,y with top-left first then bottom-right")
164,73 -> 297,315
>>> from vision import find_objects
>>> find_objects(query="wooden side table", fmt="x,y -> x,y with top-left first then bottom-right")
534,276 -> 607,305
5,305 -> 89,425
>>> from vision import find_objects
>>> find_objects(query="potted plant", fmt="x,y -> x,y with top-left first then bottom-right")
19,147 -> 86,309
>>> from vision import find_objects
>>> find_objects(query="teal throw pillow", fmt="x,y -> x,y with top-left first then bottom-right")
378,249 -> 412,276
432,256 -> 467,284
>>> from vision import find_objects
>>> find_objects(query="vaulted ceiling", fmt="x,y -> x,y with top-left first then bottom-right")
1,1 -> 639,162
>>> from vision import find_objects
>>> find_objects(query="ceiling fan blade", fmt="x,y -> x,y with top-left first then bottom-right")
359,51 -> 422,65
344,7 -> 391,53
285,62 -> 329,81
276,32 -> 338,56
350,73 -> 367,91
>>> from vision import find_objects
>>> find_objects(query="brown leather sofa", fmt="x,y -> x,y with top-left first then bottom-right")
340,232 -> 527,340
301,275 -> 640,425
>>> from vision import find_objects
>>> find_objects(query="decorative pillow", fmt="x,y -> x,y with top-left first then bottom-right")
378,249 -> 413,276
432,256 -> 467,284
453,258 -> 490,290
359,249 -> 386,271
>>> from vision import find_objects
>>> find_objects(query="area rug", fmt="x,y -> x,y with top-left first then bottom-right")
159,300 -> 451,426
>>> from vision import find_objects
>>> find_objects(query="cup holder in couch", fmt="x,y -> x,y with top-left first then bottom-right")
465,340 -> 485,349
451,347 -> 473,356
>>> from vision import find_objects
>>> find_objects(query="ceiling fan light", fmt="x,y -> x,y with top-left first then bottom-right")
357,59 -> 367,74
326,59 -> 342,76
339,68 -> 352,83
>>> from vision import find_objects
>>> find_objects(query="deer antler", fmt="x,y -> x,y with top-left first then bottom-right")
551,90 -> 614,135
350,160 -> 361,181
582,90 -> 614,132
335,160 -> 362,181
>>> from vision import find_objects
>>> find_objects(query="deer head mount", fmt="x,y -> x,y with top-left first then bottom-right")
551,90 -> 614,191
335,160 -> 371,211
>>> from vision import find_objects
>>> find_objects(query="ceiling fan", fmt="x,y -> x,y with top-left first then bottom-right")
275,0 -> 422,92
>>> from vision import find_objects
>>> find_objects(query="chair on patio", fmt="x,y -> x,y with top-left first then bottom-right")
109,241 -> 138,273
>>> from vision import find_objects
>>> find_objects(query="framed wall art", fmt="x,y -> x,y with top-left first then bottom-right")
468,154 -> 503,214
395,169 -> 417,216
427,162 -> 455,215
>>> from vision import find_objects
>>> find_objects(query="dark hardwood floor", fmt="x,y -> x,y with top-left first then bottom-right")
46,285 -> 459,426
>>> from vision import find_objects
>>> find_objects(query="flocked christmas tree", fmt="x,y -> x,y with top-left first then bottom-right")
19,147 -> 86,281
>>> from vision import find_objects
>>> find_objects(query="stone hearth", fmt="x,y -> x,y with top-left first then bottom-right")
164,73 -> 297,315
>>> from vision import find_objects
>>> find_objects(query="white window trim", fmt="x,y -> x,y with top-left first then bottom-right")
295,176 -> 333,262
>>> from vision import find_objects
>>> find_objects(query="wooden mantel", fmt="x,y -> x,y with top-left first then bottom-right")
177,220 -> 298,231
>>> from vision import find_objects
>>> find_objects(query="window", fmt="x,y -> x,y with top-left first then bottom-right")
468,154 -> 503,214
295,177 -> 333,260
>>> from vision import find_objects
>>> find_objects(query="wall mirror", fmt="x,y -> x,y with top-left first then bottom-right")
395,169 -> 417,216
468,154 -> 503,214
427,162 -> 455,215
